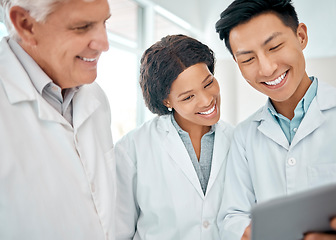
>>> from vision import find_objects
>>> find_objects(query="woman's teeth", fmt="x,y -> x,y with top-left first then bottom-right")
79,56 -> 96,62
265,71 -> 287,86
199,105 -> 216,115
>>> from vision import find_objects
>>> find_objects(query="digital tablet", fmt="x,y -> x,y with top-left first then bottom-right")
251,183 -> 336,240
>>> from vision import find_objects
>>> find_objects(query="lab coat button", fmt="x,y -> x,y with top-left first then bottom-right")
288,157 -> 296,166
293,128 -> 298,132
203,220 -> 210,228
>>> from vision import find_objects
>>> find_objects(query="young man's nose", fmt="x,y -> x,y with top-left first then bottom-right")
258,54 -> 277,77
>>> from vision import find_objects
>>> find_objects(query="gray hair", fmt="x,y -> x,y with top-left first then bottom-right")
1,0 -> 95,40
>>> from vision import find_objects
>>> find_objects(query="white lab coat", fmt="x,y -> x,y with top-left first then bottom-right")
218,79 -> 336,240
115,115 -> 234,240
0,38 -> 116,240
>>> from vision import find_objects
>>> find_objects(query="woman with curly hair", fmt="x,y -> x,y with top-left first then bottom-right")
115,34 -> 233,240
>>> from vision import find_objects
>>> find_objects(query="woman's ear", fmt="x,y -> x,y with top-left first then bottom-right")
9,6 -> 37,45
163,99 -> 171,109
297,23 -> 308,50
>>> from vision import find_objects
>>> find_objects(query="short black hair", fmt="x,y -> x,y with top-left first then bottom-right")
140,34 -> 215,115
215,0 -> 299,55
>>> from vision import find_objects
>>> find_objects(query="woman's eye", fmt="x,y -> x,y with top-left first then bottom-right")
182,95 -> 194,101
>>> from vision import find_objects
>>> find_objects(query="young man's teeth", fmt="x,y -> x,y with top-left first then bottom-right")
265,71 -> 287,86
80,56 -> 96,62
199,105 -> 215,115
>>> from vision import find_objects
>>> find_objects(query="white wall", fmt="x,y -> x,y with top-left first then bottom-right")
147,0 -> 203,30
306,57 -> 336,87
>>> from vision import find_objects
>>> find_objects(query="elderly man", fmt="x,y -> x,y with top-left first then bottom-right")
0,0 -> 115,239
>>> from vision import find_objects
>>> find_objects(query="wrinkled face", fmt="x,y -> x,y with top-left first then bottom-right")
229,13 -> 310,104
29,0 -> 110,89
165,63 -> 221,132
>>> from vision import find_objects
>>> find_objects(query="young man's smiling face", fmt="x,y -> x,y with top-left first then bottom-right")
229,12 -> 311,107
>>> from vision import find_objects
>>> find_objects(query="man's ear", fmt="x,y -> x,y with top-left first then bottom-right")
9,6 -> 37,45
297,23 -> 308,50
232,55 -> 237,63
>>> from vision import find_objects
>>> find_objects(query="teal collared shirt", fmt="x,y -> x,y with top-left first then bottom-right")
268,77 -> 317,144
171,114 -> 215,195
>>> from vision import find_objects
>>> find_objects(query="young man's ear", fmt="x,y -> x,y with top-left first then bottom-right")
9,6 -> 37,45
232,54 -> 237,63
297,23 -> 308,50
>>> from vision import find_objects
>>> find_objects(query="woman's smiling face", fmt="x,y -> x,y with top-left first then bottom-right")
165,63 -> 221,132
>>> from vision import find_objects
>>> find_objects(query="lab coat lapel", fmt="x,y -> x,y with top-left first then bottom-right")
161,118 -> 205,198
36,97 -> 70,125
257,107 -> 289,150
291,99 -> 325,147
72,85 -> 101,130
206,123 -> 230,194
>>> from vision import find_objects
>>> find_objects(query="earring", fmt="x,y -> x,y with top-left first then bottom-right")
168,107 -> 172,112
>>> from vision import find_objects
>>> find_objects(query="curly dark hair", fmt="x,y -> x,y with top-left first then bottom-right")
215,0 -> 299,56
140,34 -> 215,116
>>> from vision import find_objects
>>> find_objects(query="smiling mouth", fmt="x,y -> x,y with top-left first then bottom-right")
77,56 -> 97,62
265,71 -> 287,86
198,104 -> 216,115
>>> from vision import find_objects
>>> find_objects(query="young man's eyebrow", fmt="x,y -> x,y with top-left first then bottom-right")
202,74 -> 213,84
235,50 -> 253,57
263,32 -> 282,46
234,32 -> 283,58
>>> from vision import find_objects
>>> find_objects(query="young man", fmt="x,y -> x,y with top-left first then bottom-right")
0,0 -> 115,239
215,0 -> 336,239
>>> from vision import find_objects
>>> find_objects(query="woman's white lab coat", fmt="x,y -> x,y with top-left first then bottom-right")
115,115 -> 233,240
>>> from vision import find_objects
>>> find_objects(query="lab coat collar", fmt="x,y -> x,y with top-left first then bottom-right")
158,115 -> 230,198
72,84 -> 101,130
0,37 -> 36,104
158,115 -> 205,198
290,79 -> 335,147
315,79 -> 336,110
0,37 -> 101,128
205,121 -> 231,196
251,79 -> 336,149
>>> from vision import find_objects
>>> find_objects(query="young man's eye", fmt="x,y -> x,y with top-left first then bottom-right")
242,57 -> 254,64
204,79 -> 214,88
270,43 -> 282,51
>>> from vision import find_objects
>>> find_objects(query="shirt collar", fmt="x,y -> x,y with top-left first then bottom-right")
8,39 -> 81,104
170,114 -> 216,135
268,76 -> 317,118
